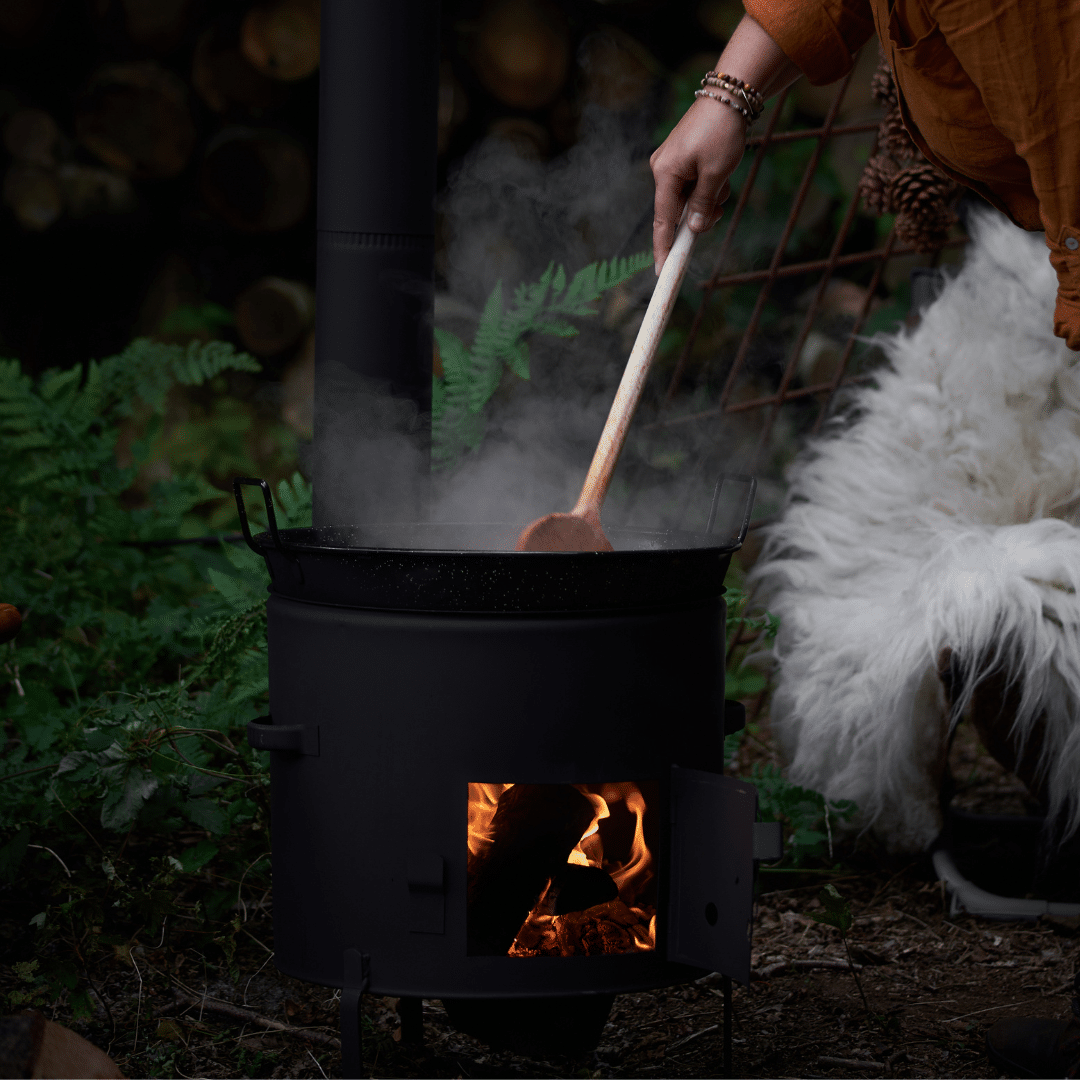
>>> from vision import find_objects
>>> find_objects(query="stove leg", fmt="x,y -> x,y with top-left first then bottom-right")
722,975 -> 733,1079
396,996 -> 424,1045
341,949 -> 370,1079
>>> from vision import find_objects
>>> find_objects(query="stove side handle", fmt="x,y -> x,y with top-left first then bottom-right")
247,716 -> 320,757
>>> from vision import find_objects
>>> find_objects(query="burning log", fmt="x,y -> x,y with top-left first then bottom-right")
192,17 -> 281,115
199,128 -> 311,232
552,862 -> 618,914
467,783 -> 595,956
75,63 -> 196,180
510,897 -> 655,956
469,0 -> 570,110
241,0 -> 321,82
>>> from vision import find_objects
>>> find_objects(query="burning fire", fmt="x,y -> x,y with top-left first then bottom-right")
467,781 -> 657,957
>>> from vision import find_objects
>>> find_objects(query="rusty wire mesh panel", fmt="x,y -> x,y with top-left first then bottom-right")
634,48 -> 968,547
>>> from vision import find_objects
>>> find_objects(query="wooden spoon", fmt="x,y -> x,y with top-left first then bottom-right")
516,217 -> 697,552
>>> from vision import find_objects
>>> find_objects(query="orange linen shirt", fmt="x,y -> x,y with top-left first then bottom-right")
743,0 -> 1080,349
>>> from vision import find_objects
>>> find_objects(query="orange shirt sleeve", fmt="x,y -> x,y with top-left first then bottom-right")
742,0 -> 877,86
921,0 -> 1080,350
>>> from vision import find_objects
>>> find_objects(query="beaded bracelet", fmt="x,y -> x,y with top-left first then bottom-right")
704,79 -> 764,122
704,70 -> 765,113
694,87 -> 754,125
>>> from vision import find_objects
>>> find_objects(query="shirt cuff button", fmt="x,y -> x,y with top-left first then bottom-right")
1066,237 -> 1079,251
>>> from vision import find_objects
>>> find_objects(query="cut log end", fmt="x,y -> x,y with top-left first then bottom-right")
240,0 -> 321,82
236,276 -> 315,356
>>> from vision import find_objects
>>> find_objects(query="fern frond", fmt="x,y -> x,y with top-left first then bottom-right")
431,249 -> 650,470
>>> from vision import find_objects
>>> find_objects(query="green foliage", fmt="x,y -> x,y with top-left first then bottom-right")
0,340 -> 311,1017
748,762 -> 857,864
157,302 -> 235,338
432,250 -> 652,469
721,578 -> 855,867
811,883 -> 853,933
724,585 -> 779,699
808,884 -> 870,1012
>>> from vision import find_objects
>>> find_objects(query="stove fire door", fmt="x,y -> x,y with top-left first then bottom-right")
667,768 -> 757,985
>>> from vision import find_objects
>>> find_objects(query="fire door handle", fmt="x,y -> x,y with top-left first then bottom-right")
247,716 -> 320,756
723,699 -> 746,736
753,821 -> 783,862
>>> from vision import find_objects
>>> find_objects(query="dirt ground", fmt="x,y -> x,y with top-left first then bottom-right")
7,720 -> 1078,1080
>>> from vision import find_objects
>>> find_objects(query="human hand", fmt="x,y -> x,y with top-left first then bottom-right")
650,97 -> 746,275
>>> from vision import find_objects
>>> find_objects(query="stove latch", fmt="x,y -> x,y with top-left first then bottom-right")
407,854 -> 446,934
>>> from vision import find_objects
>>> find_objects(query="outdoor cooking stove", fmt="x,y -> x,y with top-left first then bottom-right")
233,2 -> 782,1073
237,481 -> 778,1075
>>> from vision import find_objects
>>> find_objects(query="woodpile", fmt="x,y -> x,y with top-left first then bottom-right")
0,0 -> 59,45
199,127 -> 311,232
241,0 -> 321,82
281,330 -> 314,439
486,116 -> 550,160
2,106 -> 134,229
3,108 -> 59,167
468,0 -> 570,109
119,0 -> 200,54
235,276 -> 315,355
58,163 -> 136,219
2,164 -> 61,230
75,62 -> 196,180
438,60 -> 469,154
193,16 -> 282,115
579,26 -> 658,110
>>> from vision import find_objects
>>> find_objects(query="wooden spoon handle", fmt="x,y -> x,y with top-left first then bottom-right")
572,217 -> 697,523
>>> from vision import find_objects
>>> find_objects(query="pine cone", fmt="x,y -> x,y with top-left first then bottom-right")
870,51 -> 898,110
889,161 -> 955,219
858,153 -> 900,214
878,106 -> 916,159
895,203 -> 957,253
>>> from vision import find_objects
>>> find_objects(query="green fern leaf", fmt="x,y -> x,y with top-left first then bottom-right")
506,340 -> 530,380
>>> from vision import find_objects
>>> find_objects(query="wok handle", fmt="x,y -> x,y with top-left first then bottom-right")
234,477 -> 287,557
707,474 -> 757,545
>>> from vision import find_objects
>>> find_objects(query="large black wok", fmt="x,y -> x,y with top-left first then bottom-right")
233,475 -> 756,613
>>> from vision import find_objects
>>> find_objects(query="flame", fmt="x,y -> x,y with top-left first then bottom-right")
470,780 -> 658,957
567,788 -> 609,866
467,782 -> 513,857
609,787 -> 653,902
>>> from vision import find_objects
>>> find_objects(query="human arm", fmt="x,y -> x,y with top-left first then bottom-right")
650,13 -> 801,274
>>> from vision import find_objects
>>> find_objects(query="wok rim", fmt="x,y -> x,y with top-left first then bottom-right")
254,522 -> 744,558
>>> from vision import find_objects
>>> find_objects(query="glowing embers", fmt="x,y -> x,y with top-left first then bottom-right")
466,782 -> 659,957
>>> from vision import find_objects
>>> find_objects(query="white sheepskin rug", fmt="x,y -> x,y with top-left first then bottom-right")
750,210 -> 1080,852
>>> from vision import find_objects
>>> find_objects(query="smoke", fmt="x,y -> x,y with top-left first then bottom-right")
317,105 -> 757,547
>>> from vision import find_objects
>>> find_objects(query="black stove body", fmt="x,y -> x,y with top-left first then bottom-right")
239,491 -> 767,1073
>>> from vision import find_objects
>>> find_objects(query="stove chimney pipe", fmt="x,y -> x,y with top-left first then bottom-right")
313,0 -> 440,526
